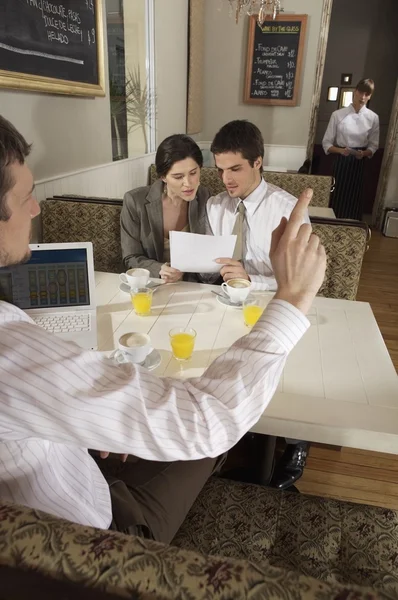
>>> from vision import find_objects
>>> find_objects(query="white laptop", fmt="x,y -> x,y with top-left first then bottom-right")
0,242 -> 97,350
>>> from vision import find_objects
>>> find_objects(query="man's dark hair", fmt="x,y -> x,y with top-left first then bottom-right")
0,116 -> 31,221
155,134 -> 203,178
210,120 -> 264,167
356,78 -> 375,95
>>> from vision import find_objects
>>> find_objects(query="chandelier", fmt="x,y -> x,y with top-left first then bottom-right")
228,0 -> 283,25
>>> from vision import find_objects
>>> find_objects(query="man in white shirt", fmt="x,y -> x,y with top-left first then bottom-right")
207,120 -> 311,489
207,120 -> 310,291
0,115 -> 325,543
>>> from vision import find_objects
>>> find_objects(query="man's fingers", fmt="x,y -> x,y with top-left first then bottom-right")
297,223 -> 313,243
99,451 -> 128,462
283,188 -> 313,239
308,232 -> 320,249
270,217 -> 287,257
215,257 -> 238,265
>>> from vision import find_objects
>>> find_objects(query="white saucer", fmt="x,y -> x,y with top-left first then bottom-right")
216,294 -> 243,309
119,279 -> 164,294
110,348 -> 162,371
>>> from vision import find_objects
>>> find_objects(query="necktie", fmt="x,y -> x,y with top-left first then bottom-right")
232,201 -> 246,261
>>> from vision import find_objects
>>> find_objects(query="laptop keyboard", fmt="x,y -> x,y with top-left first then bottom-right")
32,313 -> 91,334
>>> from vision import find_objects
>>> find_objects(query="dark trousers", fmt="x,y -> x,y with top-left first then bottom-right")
93,453 -> 225,544
331,149 -> 366,220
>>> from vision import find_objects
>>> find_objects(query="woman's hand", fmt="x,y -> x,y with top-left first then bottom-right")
160,263 -> 184,283
340,147 -> 351,157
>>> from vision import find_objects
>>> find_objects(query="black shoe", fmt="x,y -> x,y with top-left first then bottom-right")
271,441 -> 310,490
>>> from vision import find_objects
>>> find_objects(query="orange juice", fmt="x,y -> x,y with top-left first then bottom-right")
243,304 -> 264,327
170,332 -> 195,360
132,291 -> 152,316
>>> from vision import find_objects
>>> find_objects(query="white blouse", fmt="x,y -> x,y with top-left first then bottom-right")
322,104 -> 379,156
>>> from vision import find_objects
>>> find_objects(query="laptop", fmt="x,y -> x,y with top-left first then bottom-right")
0,242 -> 97,350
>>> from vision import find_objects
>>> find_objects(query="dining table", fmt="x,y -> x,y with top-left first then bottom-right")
95,272 -> 398,455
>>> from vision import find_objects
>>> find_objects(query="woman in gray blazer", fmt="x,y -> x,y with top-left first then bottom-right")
121,135 -> 210,283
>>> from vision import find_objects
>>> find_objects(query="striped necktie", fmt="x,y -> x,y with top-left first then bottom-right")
232,201 -> 246,261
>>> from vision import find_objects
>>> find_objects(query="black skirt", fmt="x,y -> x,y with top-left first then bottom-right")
331,148 -> 366,220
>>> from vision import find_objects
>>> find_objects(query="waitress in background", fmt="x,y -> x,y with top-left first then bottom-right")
322,78 -> 379,220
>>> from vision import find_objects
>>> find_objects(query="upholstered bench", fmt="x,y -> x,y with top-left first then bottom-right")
1,478 -> 397,598
148,164 -> 334,208
40,196 -> 368,301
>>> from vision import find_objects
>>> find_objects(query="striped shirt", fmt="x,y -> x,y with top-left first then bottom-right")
207,179 -> 310,291
0,299 -> 309,528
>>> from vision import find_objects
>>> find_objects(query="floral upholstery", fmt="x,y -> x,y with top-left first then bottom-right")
173,477 -> 398,598
0,494 -> 389,599
41,198 -> 124,273
148,165 -> 333,207
312,219 -> 368,300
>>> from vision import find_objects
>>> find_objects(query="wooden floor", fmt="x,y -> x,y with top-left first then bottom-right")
297,232 -> 398,508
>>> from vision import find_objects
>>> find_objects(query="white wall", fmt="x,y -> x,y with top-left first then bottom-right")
198,0 -> 324,151
0,0 -> 112,181
154,0 -> 188,143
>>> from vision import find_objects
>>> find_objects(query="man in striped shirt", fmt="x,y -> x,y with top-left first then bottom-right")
0,115 -> 326,543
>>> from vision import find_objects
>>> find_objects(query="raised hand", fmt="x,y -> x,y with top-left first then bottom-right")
270,188 -> 326,315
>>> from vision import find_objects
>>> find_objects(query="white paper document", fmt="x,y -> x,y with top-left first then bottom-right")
170,231 -> 237,273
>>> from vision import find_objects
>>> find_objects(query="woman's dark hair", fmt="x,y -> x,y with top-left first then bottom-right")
356,78 -> 375,95
210,120 -> 264,167
0,116 -> 31,221
155,134 -> 203,178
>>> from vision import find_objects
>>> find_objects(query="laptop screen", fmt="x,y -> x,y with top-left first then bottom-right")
0,247 -> 90,310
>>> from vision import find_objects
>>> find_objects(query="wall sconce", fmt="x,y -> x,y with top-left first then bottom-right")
327,86 -> 339,101
341,73 -> 352,85
340,88 -> 354,108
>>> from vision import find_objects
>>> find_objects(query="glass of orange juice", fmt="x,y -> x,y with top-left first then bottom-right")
169,327 -> 197,361
130,287 -> 153,316
243,294 -> 269,327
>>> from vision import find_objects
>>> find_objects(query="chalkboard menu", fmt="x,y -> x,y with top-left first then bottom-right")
0,0 -> 104,97
244,15 -> 307,106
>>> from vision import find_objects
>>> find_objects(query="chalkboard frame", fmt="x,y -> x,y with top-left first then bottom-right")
244,14 -> 307,106
0,0 -> 105,97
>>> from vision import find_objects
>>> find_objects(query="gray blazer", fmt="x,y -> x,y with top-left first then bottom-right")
121,179 -> 211,278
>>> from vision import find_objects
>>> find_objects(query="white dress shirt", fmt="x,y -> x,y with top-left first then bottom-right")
207,178 -> 310,291
322,104 -> 379,156
0,298 -> 309,528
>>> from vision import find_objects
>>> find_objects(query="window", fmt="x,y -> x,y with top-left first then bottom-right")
106,0 -> 155,160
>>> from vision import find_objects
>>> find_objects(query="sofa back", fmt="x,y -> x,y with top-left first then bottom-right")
148,165 -> 333,208
41,196 -> 123,274
40,197 -> 368,300
0,501 -> 383,600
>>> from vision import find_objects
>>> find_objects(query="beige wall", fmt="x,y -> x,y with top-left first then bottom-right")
0,0 -> 112,181
198,0 -> 324,147
154,0 -> 188,144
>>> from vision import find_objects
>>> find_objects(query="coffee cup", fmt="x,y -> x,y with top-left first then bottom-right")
221,278 -> 251,303
120,268 -> 150,289
113,332 -> 153,364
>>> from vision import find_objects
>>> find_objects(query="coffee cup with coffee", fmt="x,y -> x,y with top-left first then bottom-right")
120,268 -> 150,289
112,332 -> 153,364
221,278 -> 252,303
